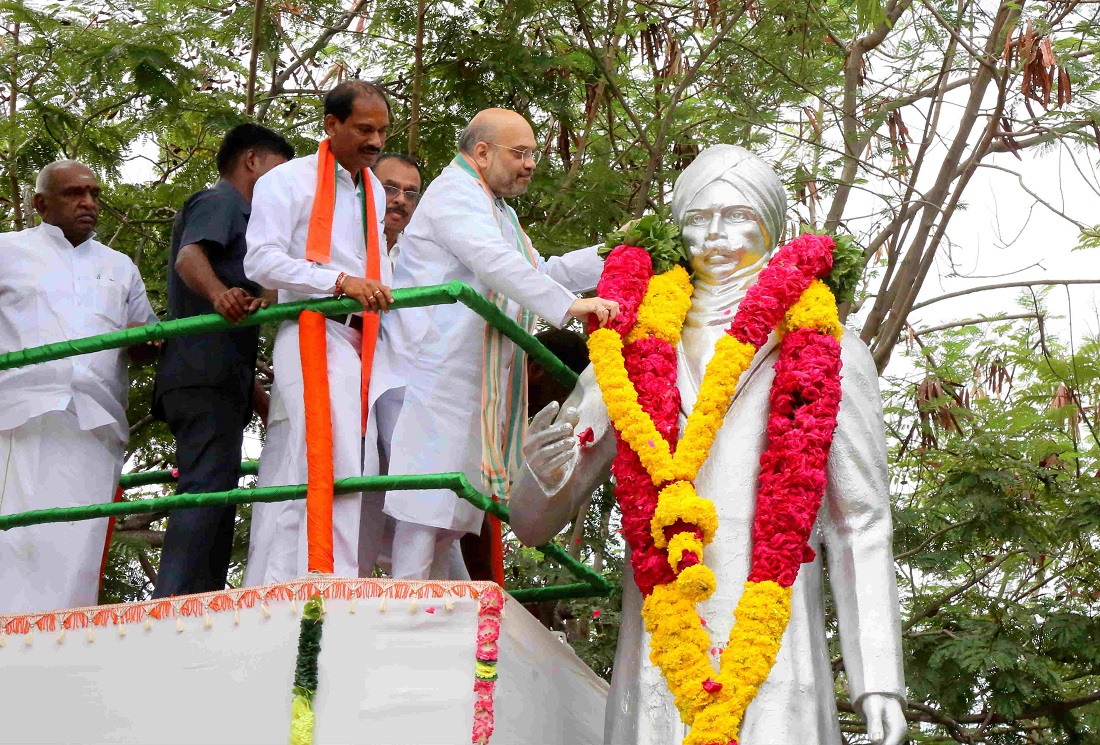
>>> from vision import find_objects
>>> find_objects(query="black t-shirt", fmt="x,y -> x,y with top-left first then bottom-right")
154,180 -> 261,415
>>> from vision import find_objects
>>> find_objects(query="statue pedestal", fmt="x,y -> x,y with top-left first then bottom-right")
0,578 -> 607,744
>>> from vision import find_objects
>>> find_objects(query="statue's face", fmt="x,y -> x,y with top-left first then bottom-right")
679,180 -> 768,284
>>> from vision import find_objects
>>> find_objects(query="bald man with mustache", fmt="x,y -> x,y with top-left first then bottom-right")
0,160 -> 159,613
362,109 -> 618,581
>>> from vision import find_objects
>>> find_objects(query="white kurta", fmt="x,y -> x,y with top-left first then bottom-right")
243,153 -> 391,585
0,223 -> 157,613
373,164 -> 604,536
511,333 -> 906,744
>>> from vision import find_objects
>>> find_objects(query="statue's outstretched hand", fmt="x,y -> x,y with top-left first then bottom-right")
522,401 -> 580,495
862,694 -> 907,745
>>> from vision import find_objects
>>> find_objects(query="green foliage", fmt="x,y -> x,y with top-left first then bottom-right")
815,230 -> 864,306
599,214 -> 689,275
878,312 -> 1100,743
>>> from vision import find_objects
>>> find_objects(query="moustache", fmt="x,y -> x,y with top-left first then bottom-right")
698,242 -> 739,255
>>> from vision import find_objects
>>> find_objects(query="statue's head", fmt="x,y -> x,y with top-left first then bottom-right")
671,145 -> 787,285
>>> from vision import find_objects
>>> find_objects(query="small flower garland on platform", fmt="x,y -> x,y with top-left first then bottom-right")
289,595 -> 326,745
589,219 -> 857,745
472,587 -> 505,744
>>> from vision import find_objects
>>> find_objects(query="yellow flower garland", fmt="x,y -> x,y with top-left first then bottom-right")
627,265 -> 693,346
589,328 -> 676,483
778,279 -> 844,340
591,266 -> 843,744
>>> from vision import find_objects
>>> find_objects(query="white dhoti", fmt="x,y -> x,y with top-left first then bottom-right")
357,387 -> 470,581
244,319 -> 366,585
0,408 -> 124,614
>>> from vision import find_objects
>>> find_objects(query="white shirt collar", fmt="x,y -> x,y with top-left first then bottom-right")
36,221 -> 97,249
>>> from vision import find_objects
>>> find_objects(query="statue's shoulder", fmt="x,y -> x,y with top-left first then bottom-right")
838,329 -> 883,400
839,329 -> 874,366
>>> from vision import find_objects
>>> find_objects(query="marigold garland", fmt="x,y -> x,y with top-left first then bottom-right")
589,232 -> 847,745
626,265 -> 693,346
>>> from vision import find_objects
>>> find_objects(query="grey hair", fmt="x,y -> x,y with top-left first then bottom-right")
35,160 -> 91,194
458,119 -> 496,155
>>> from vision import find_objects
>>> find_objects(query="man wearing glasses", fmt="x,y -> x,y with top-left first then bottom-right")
368,108 -> 618,581
372,153 -> 422,268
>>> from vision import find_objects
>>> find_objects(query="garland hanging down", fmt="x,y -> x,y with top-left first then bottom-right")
289,596 -> 326,745
471,586 -> 505,744
588,217 -> 861,745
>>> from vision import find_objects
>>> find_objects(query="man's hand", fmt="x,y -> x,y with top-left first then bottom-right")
126,322 -> 161,362
214,286 -> 267,323
341,276 -> 395,313
522,401 -> 580,494
861,694 -> 907,745
568,297 -> 620,328
252,379 -> 270,428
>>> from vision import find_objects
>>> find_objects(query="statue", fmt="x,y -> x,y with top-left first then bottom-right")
510,145 -> 907,745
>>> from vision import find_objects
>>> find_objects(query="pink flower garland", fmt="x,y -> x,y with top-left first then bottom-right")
747,328 -> 843,586
471,587 -> 504,745
729,234 -> 834,346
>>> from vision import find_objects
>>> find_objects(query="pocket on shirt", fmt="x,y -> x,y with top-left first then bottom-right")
93,274 -> 126,328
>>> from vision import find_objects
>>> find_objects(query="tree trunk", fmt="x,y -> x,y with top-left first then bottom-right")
245,0 -> 266,116
408,0 -> 426,160
8,21 -> 23,231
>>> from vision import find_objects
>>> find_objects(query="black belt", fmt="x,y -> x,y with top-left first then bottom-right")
330,314 -> 364,332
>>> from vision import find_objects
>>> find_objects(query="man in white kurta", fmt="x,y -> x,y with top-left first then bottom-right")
0,160 -> 158,614
371,108 -> 618,580
511,147 -> 907,744
358,153 -> 423,576
243,81 -> 394,585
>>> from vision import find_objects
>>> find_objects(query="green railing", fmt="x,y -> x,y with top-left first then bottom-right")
118,461 -> 260,489
0,282 -> 579,389
0,283 -> 605,603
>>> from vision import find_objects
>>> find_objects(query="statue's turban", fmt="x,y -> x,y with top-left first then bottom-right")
671,145 -> 787,251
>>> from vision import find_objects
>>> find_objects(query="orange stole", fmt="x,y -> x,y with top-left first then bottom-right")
300,140 -> 383,573
299,310 -> 335,574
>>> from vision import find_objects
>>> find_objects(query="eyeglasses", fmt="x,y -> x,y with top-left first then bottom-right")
382,184 -> 421,202
490,143 -> 542,165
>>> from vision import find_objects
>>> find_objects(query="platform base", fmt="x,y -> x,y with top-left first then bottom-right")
0,578 -> 608,744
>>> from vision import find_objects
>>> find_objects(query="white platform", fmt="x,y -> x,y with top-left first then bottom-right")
0,579 -> 608,745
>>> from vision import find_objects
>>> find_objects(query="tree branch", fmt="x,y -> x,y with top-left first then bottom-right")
245,0 -> 266,115
911,279 -> 1100,311
910,312 -> 1041,336
255,0 -> 372,121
